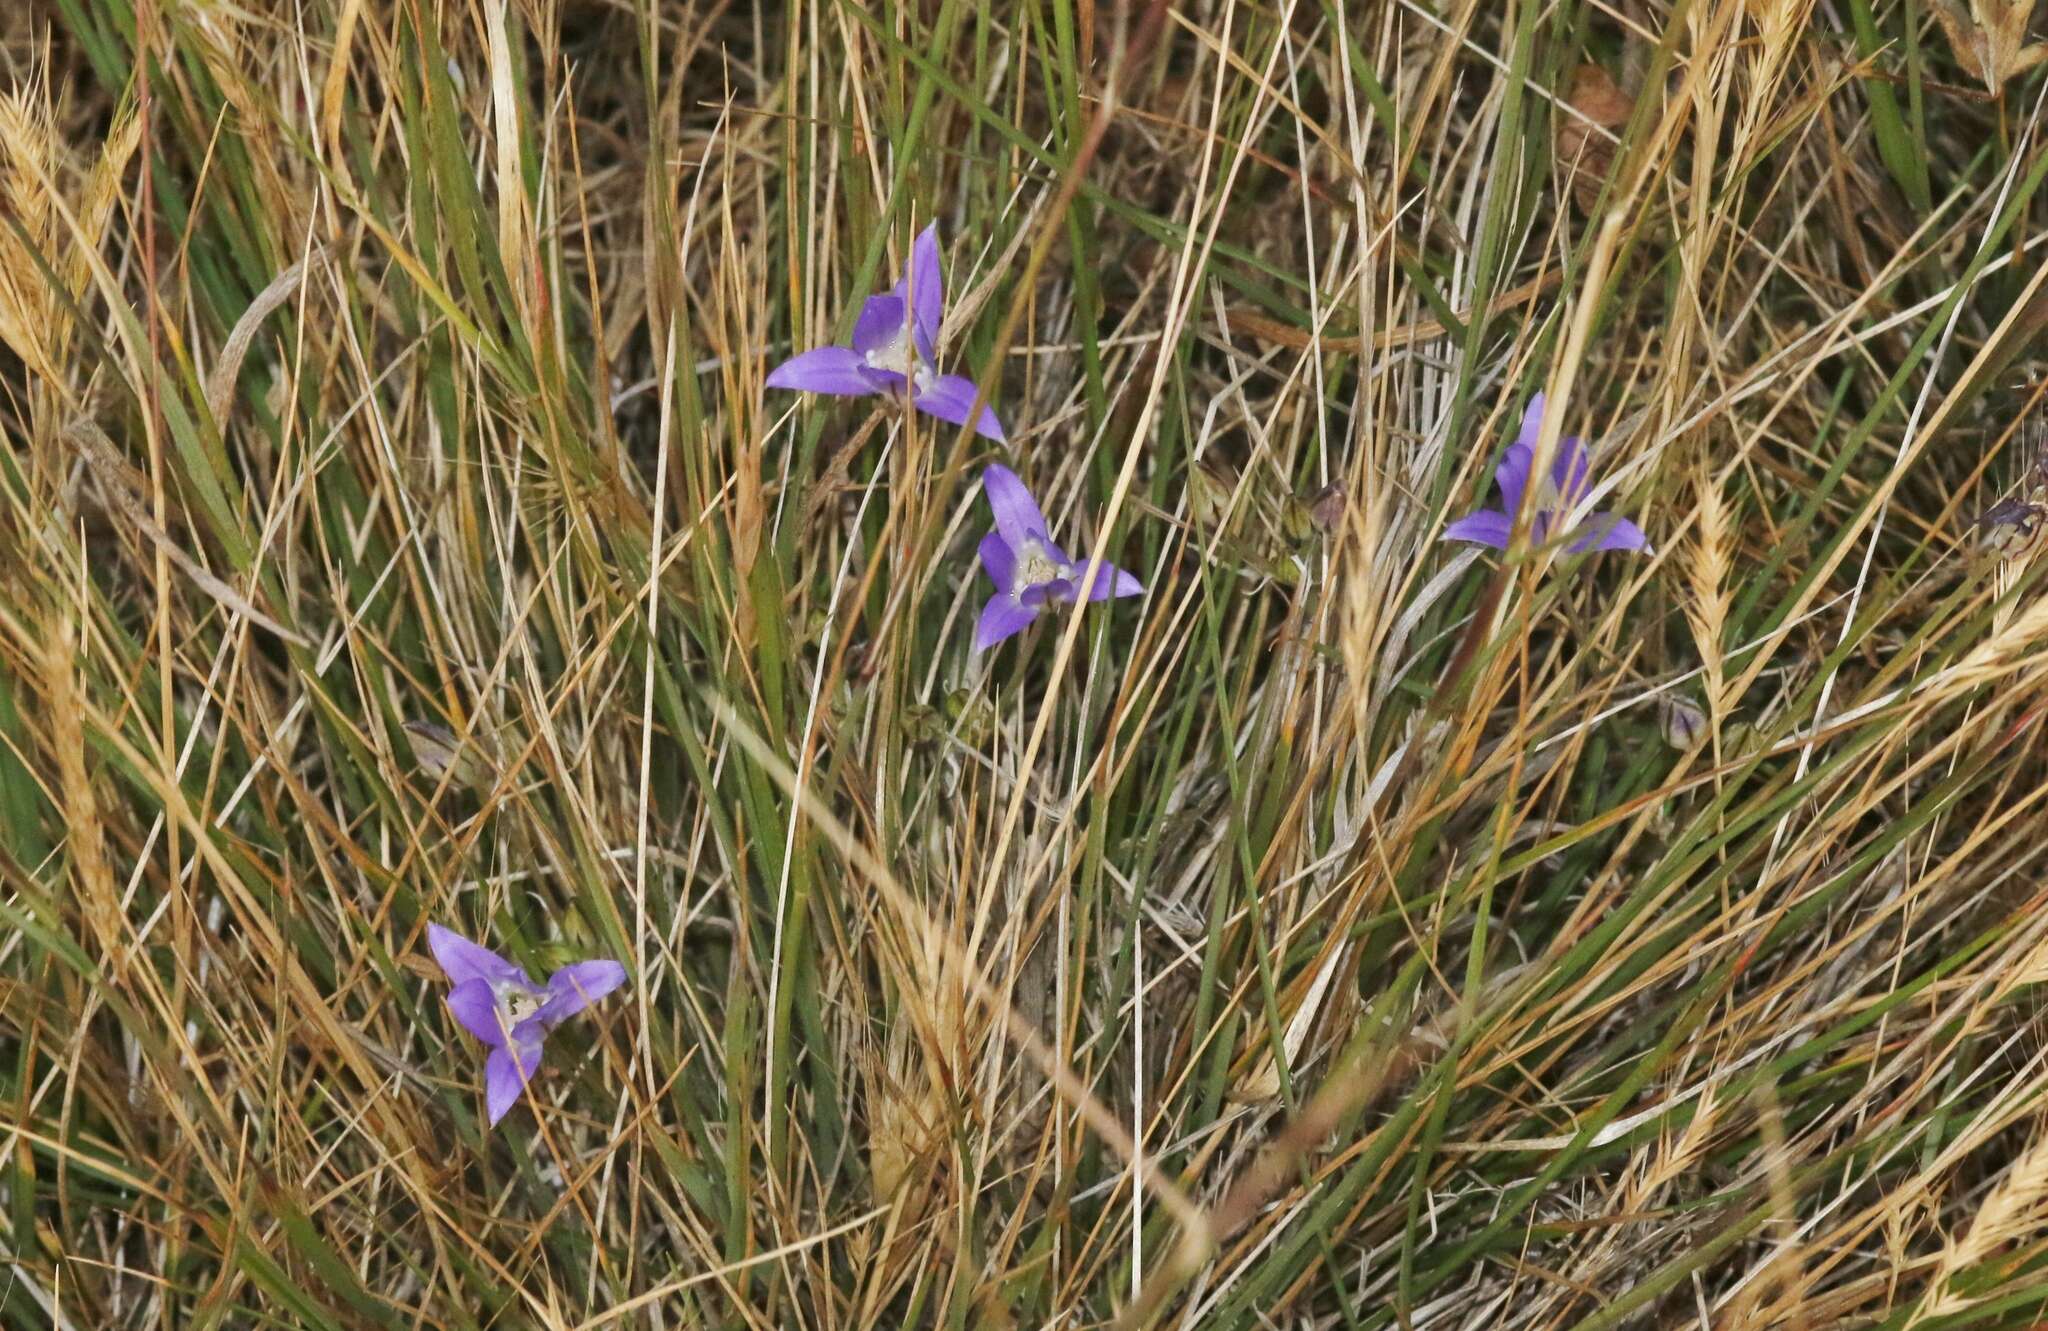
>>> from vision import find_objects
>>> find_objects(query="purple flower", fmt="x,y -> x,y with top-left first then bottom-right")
427,923 -> 627,1127
974,464 -> 1143,651
1443,393 -> 1650,555
765,223 -> 1005,441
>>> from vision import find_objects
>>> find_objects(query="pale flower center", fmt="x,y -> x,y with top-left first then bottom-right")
1013,536 -> 1071,594
494,977 -> 546,1031
864,319 -> 936,394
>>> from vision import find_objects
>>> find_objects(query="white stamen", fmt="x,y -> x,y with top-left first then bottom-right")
1013,536 -> 1074,596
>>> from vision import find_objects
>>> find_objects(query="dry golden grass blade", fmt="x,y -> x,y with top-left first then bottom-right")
0,69 -> 139,394
65,417 -> 309,645
707,695 -> 1211,1241
1687,455 -> 1734,735
43,609 -> 119,966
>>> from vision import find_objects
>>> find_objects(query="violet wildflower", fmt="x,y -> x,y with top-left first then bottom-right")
427,923 -> 627,1127
974,464 -> 1143,651
1443,393 -> 1650,555
765,223 -> 1005,441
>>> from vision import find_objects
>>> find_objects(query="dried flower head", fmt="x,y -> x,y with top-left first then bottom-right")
1660,695 -> 1708,750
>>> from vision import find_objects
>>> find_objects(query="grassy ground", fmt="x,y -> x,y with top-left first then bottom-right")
6,0 -> 2048,1326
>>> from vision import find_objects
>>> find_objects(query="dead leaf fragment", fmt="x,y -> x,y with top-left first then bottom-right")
1305,483 -> 1346,536
1932,0 -> 2048,92
1557,63 -> 1634,213
402,719 -> 497,792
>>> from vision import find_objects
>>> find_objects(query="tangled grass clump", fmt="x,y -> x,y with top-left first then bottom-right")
5,1 -> 2048,1327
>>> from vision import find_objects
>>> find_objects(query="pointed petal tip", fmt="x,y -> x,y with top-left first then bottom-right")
541,959 -> 628,1023
426,922 -> 517,989
1518,392 -> 1548,447
912,374 -> 1004,440
1567,513 -> 1651,554
484,1044 -> 538,1127
974,595 -> 1038,652
907,225 -> 945,353
981,463 -> 1050,545
1442,509 -> 1514,549
555,957 -> 627,994
767,346 -> 878,397
1081,560 -> 1145,602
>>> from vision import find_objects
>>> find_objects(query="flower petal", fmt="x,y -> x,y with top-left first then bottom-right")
914,375 -> 1005,441
982,464 -> 1050,546
446,978 -> 510,1048
766,347 -> 879,397
1442,508 -> 1513,548
975,594 -> 1039,652
1516,392 -> 1548,449
538,959 -> 628,1026
1494,444 -> 1534,516
484,1041 -> 543,1127
1565,512 -> 1651,554
851,294 -> 905,360
427,923 -> 522,989
1078,558 -> 1144,602
906,222 -> 943,362
1551,435 -> 1591,505
978,531 -> 1017,592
